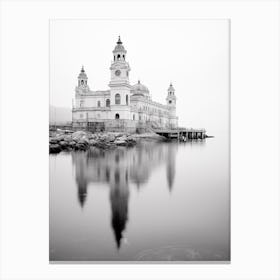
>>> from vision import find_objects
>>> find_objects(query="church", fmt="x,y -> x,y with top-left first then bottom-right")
72,36 -> 178,132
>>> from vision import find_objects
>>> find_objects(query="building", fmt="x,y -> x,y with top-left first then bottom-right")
72,36 -> 178,132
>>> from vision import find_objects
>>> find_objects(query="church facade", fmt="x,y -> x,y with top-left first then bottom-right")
72,36 -> 178,132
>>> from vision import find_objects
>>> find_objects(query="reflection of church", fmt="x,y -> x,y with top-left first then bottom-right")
72,143 -> 177,249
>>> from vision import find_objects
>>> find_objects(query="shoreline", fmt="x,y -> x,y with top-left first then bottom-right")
49,130 -> 164,154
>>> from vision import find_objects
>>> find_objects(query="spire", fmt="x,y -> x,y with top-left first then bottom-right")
117,36 -> 122,45
168,82 -> 175,92
78,65 -> 87,78
77,65 -> 88,87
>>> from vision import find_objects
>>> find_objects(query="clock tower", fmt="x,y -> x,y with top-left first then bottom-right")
109,36 -> 131,120
109,36 -> 131,85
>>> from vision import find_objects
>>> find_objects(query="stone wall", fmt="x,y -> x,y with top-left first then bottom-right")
104,119 -> 137,133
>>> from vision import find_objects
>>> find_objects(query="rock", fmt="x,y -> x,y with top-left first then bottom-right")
55,134 -> 65,141
72,131 -> 87,141
80,135 -> 89,144
127,135 -> 136,141
127,140 -> 136,147
59,141 -> 68,149
69,141 -> 76,147
78,139 -> 89,147
89,139 -> 98,146
88,133 -> 97,140
49,138 -> 58,144
107,134 -> 116,142
49,144 -> 61,154
114,140 -> 127,146
75,143 -> 87,151
63,135 -> 72,142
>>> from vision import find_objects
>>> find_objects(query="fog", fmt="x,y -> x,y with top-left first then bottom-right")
50,19 -> 229,134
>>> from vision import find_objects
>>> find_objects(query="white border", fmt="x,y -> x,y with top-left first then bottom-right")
0,0 -> 279,279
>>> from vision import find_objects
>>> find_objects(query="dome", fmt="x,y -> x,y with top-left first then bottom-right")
113,36 -> 127,54
78,66 -> 88,79
132,80 -> 149,96
113,44 -> 126,53
168,83 -> 175,92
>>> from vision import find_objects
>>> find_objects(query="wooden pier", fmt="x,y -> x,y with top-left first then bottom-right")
153,128 -> 206,140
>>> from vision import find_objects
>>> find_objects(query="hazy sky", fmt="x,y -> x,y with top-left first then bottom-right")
50,19 -> 229,133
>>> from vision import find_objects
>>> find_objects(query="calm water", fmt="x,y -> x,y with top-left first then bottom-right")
49,134 -> 230,262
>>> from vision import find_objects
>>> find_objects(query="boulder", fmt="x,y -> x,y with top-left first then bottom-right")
114,140 -> 127,146
63,135 -> 72,142
55,134 -> 65,141
72,131 -> 87,141
80,135 -> 89,144
49,138 -> 58,144
115,136 -> 127,142
49,144 -> 61,154
88,133 -> 97,140
59,141 -> 68,149
78,139 -> 89,146
69,141 -> 76,147
106,134 -> 116,142
126,140 -> 136,147
75,143 -> 87,151
89,139 -> 98,146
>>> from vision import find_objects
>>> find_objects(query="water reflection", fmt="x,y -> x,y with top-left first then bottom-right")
71,142 -> 178,248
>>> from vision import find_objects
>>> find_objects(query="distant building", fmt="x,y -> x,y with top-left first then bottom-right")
72,36 -> 178,132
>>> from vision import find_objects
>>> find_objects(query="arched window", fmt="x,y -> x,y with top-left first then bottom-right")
106,99 -> 110,107
81,80 -> 84,85
97,101 -> 101,107
114,56 -> 116,61
80,100 -> 84,107
115,113 -> 120,119
133,114 -> 135,120
117,54 -> 121,60
115,93 -> 121,105
126,94 -> 128,105
123,55 -> 125,60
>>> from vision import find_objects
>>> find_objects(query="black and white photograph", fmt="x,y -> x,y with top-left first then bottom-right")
1,0 -> 280,279
49,19 -> 230,262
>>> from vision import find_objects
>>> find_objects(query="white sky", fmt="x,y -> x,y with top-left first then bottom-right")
50,19 -> 229,133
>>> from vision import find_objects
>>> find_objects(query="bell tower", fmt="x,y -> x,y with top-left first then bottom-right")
109,36 -> 131,85
75,66 -> 90,95
166,83 -> 178,128
78,66 -> 88,87
166,83 -> 176,107
109,36 -> 131,120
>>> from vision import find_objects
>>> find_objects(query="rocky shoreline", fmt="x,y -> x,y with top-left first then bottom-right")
49,130 -> 162,154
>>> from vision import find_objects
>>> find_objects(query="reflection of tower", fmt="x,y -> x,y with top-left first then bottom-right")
166,144 -> 176,192
73,152 -> 89,208
77,179 -> 87,208
109,168 -> 129,249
